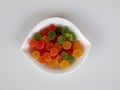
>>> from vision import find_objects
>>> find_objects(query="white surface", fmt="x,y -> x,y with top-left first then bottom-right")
21,17 -> 91,75
0,0 -> 120,90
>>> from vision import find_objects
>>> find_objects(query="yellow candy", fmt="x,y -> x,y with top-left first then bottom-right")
59,60 -> 69,69
48,60 -> 58,68
32,51 -> 40,59
62,41 -> 72,50
73,40 -> 83,50
72,49 -> 83,58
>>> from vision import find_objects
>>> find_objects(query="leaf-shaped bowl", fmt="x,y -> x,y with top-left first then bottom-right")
20,17 -> 91,76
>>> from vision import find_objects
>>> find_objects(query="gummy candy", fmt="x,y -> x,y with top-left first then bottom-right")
46,42 -> 54,51
65,48 -> 73,55
57,35 -> 65,44
48,31 -> 56,40
36,41 -> 45,49
48,60 -> 58,68
38,56 -> 46,64
69,32 -> 76,41
55,43 -> 62,52
33,33 -> 41,40
43,52 -> 51,62
55,27 -> 62,34
72,49 -> 83,58
50,48 -> 58,57
32,51 -> 40,59
66,55 -> 74,63
48,24 -> 56,31
29,39 -> 37,47
62,41 -> 72,50
62,26 -> 70,35
41,35 -> 49,43
40,28 -> 49,36
61,51 -> 68,59
73,40 -> 83,50
59,60 -> 70,69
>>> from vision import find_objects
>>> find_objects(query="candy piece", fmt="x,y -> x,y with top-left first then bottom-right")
33,33 -> 41,40
43,52 -> 51,62
62,41 -> 72,50
39,45 -> 46,55
65,48 -> 73,55
46,42 -> 54,51
55,27 -> 62,34
69,32 -> 76,41
29,39 -> 37,47
72,49 -> 83,58
48,31 -> 56,40
41,35 -> 49,43
48,60 -> 58,68
62,26 -> 70,35
40,28 -> 49,36
38,56 -> 46,64
36,41 -> 44,49
55,43 -> 62,52
48,24 -> 56,31
66,55 -> 74,63
57,35 -> 65,44
59,60 -> 69,69
50,48 -> 58,57
73,40 -> 83,50
32,51 -> 40,59
61,51 -> 68,59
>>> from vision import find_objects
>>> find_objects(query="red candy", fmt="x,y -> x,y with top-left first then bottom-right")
36,41 -> 44,49
48,24 -> 56,31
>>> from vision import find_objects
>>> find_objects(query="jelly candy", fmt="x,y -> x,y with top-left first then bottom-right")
62,26 -> 70,35
48,60 -> 58,68
65,48 -> 73,55
36,41 -> 45,49
48,24 -> 56,31
55,43 -> 62,52
55,27 -> 62,34
43,52 -> 51,62
46,42 -> 54,51
40,28 -> 49,36
61,51 -> 68,59
33,33 -> 41,40
38,56 -> 46,64
72,49 -> 83,58
41,35 -> 49,43
39,45 -> 46,56
73,40 -> 83,50
69,32 -> 76,41
66,55 -> 74,63
62,41 -> 72,50
57,35 -> 65,44
29,39 -> 37,47
50,48 -> 58,57
59,60 -> 70,69
48,31 -> 56,40
32,51 -> 40,59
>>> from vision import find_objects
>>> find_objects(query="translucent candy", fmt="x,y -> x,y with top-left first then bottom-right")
62,41 -> 72,50
46,42 -> 54,51
72,49 -> 83,58
43,52 -> 51,62
32,51 -> 40,59
48,60 -> 58,68
69,32 -> 76,41
59,60 -> 70,69
62,26 -> 70,35
33,33 -> 41,40
29,39 -> 37,47
36,41 -> 45,49
57,35 -> 65,44
41,35 -> 49,43
61,51 -> 68,59
73,40 -> 83,50
55,43 -> 62,52
50,48 -> 58,57
38,56 -> 46,64
48,31 -> 56,40
40,28 -> 49,36
48,24 -> 56,31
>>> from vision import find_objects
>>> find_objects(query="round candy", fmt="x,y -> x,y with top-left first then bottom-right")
43,52 -> 51,62
46,42 -> 54,51
73,40 -> 83,50
33,33 -> 41,40
50,48 -> 58,57
48,31 -> 56,40
38,56 -> 46,64
36,41 -> 45,49
48,24 -> 56,31
32,51 -> 40,59
62,41 -> 72,50
55,43 -> 62,52
41,35 -> 49,43
29,39 -> 37,47
57,35 -> 65,44
62,26 -> 70,35
69,32 -> 76,41
48,60 -> 58,68
61,51 -> 68,59
59,60 -> 70,69
40,28 -> 49,36
72,49 -> 83,58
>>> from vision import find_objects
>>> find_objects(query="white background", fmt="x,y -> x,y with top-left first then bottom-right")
0,0 -> 120,90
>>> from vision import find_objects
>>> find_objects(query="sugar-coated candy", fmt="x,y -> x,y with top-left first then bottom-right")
66,55 -> 74,63
43,52 -> 51,62
69,32 -> 76,41
62,41 -> 72,50
46,42 -> 54,51
29,39 -> 37,47
48,60 -> 58,68
59,60 -> 70,69
36,41 -> 44,49
73,40 -> 83,50
50,48 -> 58,57
32,51 -> 40,59
48,31 -> 56,40
61,51 -> 68,59
55,43 -> 62,52
62,26 -> 70,35
33,33 -> 41,40
72,49 -> 83,58
57,35 -> 65,44
41,35 -> 49,43
48,24 -> 56,31
38,56 -> 46,64
40,28 -> 49,36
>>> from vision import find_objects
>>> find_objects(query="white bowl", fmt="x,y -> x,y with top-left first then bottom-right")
20,17 -> 91,76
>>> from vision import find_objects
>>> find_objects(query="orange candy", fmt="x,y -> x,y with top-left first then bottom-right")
43,52 -> 51,62
38,56 -> 46,64
29,39 -> 37,47
41,35 -> 49,43
46,42 -> 54,51
59,60 -> 70,69
73,40 -> 83,50
72,49 -> 83,58
32,50 -> 40,59
55,43 -> 62,52
62,41 -> 72,50
50,48 -> 58,57
48,60 -> 58,68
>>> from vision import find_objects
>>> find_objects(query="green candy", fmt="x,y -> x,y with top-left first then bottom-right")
57,35 -> 65,44
55,27 -> 62,34
61,51 -> 68,59
48,31 -> 56,40
66,55 -> 74,63
62,26 -> 70,35
69,32 -> 76,41
33,33 -> 41,40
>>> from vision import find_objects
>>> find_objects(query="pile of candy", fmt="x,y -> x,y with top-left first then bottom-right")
28,24 -> 83,69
